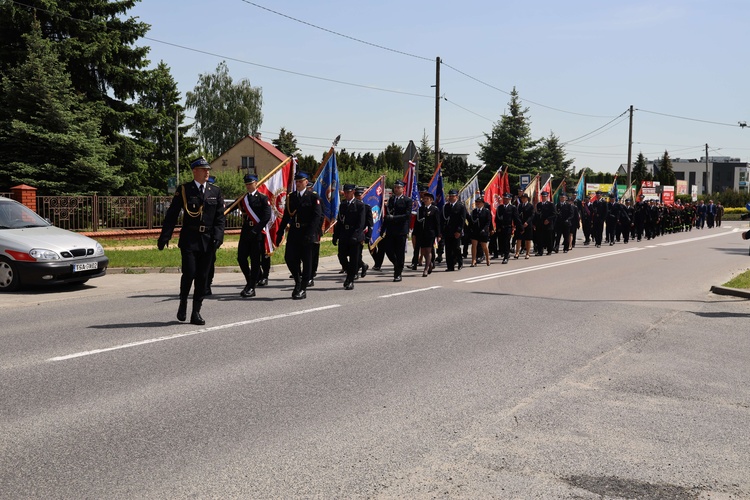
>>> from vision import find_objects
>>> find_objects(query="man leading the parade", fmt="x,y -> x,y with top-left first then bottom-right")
158,157 -> 226,325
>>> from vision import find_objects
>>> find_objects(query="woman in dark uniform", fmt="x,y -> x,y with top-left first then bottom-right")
416,191 -> 441,277
470,197 -> 491,266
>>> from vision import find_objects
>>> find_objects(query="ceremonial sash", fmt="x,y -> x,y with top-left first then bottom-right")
241,194 -> 262,226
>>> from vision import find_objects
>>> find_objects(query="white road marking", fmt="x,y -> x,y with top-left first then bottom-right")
455,248 -> 643,284
379,286 -> 442,298
457,228 -> 739,284
48,305 -> 341,362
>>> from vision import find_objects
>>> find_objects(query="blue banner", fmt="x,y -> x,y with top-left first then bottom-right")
362,176 -> 385,246
427,164 -> 445,210
312,153 -> 340,223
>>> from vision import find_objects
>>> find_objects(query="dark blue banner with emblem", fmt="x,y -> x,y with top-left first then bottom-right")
312,152 -> 340,224
362,176 -> 385,247
427,162 -> 445,211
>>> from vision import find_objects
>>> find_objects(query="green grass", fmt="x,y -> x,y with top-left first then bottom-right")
105,240 -> 339,268
723,269 -> 750,289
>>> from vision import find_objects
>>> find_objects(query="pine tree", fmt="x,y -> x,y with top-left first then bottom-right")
478,87 -> 539,189
536,133 -> 573,184
632,152 -> 648,191
0,0 -> 153,194
272,127 -> 300,157
134,61 -> 197,194
0,21 -> 120,194
657,150 -> 676,186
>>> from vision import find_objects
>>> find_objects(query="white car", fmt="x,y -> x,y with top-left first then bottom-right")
0,197 -> 109,291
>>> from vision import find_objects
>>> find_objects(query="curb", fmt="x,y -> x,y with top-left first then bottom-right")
710,285 -> 750,299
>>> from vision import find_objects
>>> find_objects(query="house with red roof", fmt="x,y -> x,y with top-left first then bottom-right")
209,133 -> 288,178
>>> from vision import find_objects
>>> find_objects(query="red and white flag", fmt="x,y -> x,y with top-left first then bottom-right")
257,158 -> 294,254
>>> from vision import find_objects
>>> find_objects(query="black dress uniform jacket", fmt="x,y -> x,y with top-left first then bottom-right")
470,206 -> 492,242
278,189 -> 323,245
161,181 -> 226,251
384,195 -> 412,236
333,198 -> 367,243
416,204 -> 441,248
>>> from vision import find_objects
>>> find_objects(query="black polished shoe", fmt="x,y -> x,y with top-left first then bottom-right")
408,264 -> 417,271
204,287 -> 212,296
360,263 -> 369,278
240,286 -> 255,298
338,268 -> 346,274
344,281 -> 354,290
502,258 -> 508,264
190,311 -> 205,325
256,278 -> 268,287
177,300 -> 188,322
372,266 -> 381,271
307,279 -> 315,287
292,289 -> 306,300
393,275 -> 402,282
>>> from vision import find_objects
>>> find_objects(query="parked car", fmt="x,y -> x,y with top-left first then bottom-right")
0,197 -> 109,291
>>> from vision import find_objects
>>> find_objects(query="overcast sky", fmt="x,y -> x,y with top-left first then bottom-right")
130,0 -> 750,172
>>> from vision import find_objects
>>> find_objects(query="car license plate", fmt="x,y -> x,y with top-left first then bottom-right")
73,262 -> 98,272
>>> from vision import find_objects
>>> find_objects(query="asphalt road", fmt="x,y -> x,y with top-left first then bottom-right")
2,223 -> 750,499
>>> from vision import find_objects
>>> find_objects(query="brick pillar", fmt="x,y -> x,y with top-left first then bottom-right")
11,184 -> 37,212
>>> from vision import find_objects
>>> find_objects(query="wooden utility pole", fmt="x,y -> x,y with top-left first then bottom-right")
434,57 -> 441,168
626,105 -> 633,200
705,143 -> 709,195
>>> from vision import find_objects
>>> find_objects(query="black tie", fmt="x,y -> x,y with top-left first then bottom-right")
199,184 -> 204,197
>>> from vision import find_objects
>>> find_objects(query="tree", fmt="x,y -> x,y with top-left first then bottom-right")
186,61 -> 263,158
384,143 -> 404,171
359,152 -> 376,171
0,0 -> 153,194
656,150 -> 676,186
272,127 -> 299,157
478,87 -> 539,189
632,152 -> 648,191
536,133 -> 573,183
375,152 -> 387,171
442,155 -> 470,184
417,131 -> 435,184
0,21 -> 120,194
134,61 -> 198,194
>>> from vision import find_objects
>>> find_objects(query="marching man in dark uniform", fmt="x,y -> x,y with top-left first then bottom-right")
333,184 -> 367,290
554,192 -> 574,253
237,174 -> 272,298
275,171 -> 323,300
158,157 -> 225,325
495,192 -> 521,264
383,180 -> 411,282
536,191 -> 556,255
442,189 -> 467,271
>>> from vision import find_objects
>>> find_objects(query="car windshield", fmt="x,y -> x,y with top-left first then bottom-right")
0,201 -> 50,229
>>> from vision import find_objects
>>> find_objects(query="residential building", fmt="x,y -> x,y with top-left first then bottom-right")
210,133 -> 287,178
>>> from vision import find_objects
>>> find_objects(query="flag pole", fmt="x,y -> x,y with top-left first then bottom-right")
312,134 -> 341,180
458,164 -> 485,194
224,156 -> 292,215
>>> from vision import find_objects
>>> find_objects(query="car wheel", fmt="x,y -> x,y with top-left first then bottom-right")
0,257 -> 21,292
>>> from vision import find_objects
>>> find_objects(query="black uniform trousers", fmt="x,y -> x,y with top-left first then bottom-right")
592,219 -> 604,246
498,226 -> 513,258
385,234 -> 407,277
285,238 -> 314,290
338,239 -> 360,283
444,233 -> 463,270
237,229 -> 264,286
180,246 -> 215,304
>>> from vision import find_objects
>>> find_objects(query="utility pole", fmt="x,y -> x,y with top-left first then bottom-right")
434,57 -> 441,168
705,143 -> 709,195
626,105 -> 633,200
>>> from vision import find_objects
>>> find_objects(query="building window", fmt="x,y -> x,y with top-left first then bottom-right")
241,156 -> 256,175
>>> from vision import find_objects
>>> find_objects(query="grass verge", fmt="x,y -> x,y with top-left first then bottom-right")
723,269 -> 750,289
105,241 -> 339,268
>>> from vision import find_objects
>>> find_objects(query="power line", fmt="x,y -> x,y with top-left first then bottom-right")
7,0 -> 433,99
636,109 -> 740,128
238,0 -> 432,62
562,110 -> 629,145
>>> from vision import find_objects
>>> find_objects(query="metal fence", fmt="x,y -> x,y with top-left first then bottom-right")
0,192 -> 12,199
33,195 -> 243,232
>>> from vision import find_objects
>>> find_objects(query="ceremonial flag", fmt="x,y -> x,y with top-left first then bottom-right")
483,167 -> 504,223
312,151 -> 340,227
523,173 -> 539,205
362,175 -> 385,248
257,157 -> 295,254
609,174 -> 619,201
458,166 -> 484,211
552,178 -> 566,205
576,171 -> 586,200
540,175 -> 553,199
404,158 -> 420,213
427,162 -> 445,210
